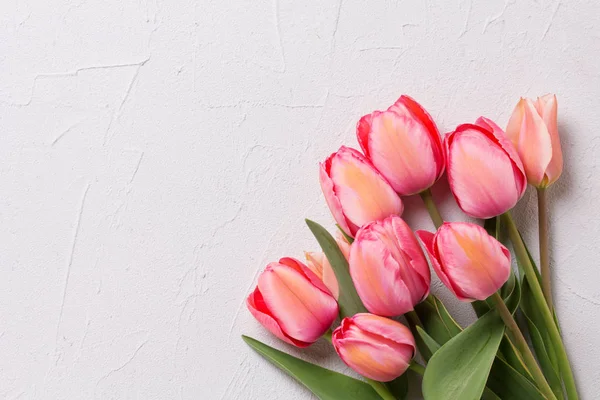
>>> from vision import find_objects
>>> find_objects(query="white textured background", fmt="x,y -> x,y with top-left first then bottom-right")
1,0 -> 599,399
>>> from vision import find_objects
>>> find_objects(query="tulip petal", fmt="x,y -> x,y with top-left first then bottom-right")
350,234 -> 415,316
246,288 -> 309,347
304,252 -> 340,299
352,313 -> 415,348
391,95 -> 445,178
258,263 -> 338,344
366,110 -> 438,195
334,338 -> 412,382
536,94 -> 563,185
329,147 -> 403,230
320,160 -> 354,235
436,223 -> 510,301
446,125 -> 523,219
416,230 -> 469,301
519,99 -> 553,185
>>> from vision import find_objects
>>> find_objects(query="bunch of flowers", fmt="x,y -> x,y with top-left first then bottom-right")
242,94 -> 576,400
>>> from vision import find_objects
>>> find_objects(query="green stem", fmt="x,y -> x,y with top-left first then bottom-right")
490,292 -> 557,400
537,187 -> 554,312
502,212 -> 579,400
408,361 -> 425,376
365,379 -> 396,400
419,188 -> 443,229
323,330 -> 332,343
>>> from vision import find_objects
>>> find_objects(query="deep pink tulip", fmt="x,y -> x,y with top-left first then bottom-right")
332,313 -> 415,382
349,215 -> 430,316
506,94 -> 563,188
445,117 -> 527,219
417,222 -> 511,301
304,232 -> 350,299
247,258 -> 338,347
320,146 -> 403,236
357,95 -> 445,195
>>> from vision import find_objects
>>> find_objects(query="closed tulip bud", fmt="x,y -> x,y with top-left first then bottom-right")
506,94 -> 563,188
320,146 -> 403,236
417,222 -> 511,301
332,313 -> 415,382
304,233 -> 350,300
357,95 -> 445,195
349,215 -> 430,316
247,257 -> 338,347
445,117 -> 527,219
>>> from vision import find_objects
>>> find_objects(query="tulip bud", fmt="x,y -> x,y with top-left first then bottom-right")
445,117 -> 527,219
304,232 -> 350,300
349,215 -> 430,316
357,95 -> 445,195
332,313 -> 415,382
247,257 -> 339,347
417,222 -> 511,301
320,146 -> 403,236
506,94 -> 563,188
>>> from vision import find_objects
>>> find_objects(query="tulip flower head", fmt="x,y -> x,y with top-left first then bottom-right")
332,313 -> 415,382
304,232 -> 350,299
320,146 -> 403,236
417,222 -> 511,301
247,258 -> 338,347
506,94 -> 563,188
357,95 -> 445,195
349,215 -> 430,316
445,117 -> 527,219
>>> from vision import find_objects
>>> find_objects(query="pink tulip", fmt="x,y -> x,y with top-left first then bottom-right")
506,94 -> 563,188
349,215 -> 430,316
445,117 -> 527,219
247,257 -> 338,347
332,313 -> 415,382
417,222 -> 511,301
320,146 -> 403,236
357,95 -> 445,195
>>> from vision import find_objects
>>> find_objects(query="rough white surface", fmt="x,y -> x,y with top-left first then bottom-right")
1,0 -> 599,398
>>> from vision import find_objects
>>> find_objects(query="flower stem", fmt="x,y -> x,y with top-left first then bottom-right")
537,187 -> 554,312
420,188 -> 443,229
408,361 -> 425,376
490,292 -> 557,400
502,212 -> 579,400
365,379 -> 396,400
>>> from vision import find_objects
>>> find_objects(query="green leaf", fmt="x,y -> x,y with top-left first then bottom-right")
243,335 -> 381,400
387,374 -> 408,400
486,356 -> 546,400
416,326 -> 441,354
306,219 -> 366,318
414,295 -> 462,346
336,224 -> 354,244
422,311 -> 505,400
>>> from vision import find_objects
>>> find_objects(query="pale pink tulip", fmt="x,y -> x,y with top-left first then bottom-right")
417,222 -> 511,301
445,117 -> 527,219
320,146 -> 403,236
349,215 -> 430,316
332,313 -> 415,382
247,257 -> 338,347
506,94 -> 563,187
357,95 -> 445,195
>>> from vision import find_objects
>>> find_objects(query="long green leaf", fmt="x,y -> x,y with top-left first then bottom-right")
487,355 -> 546,400
243,335 -> 381,400
422,311 -> 505,400
414,295 -> 462,346
306,219 -> 366,318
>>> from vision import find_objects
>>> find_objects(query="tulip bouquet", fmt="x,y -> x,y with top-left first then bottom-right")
242,94 -> 577,400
